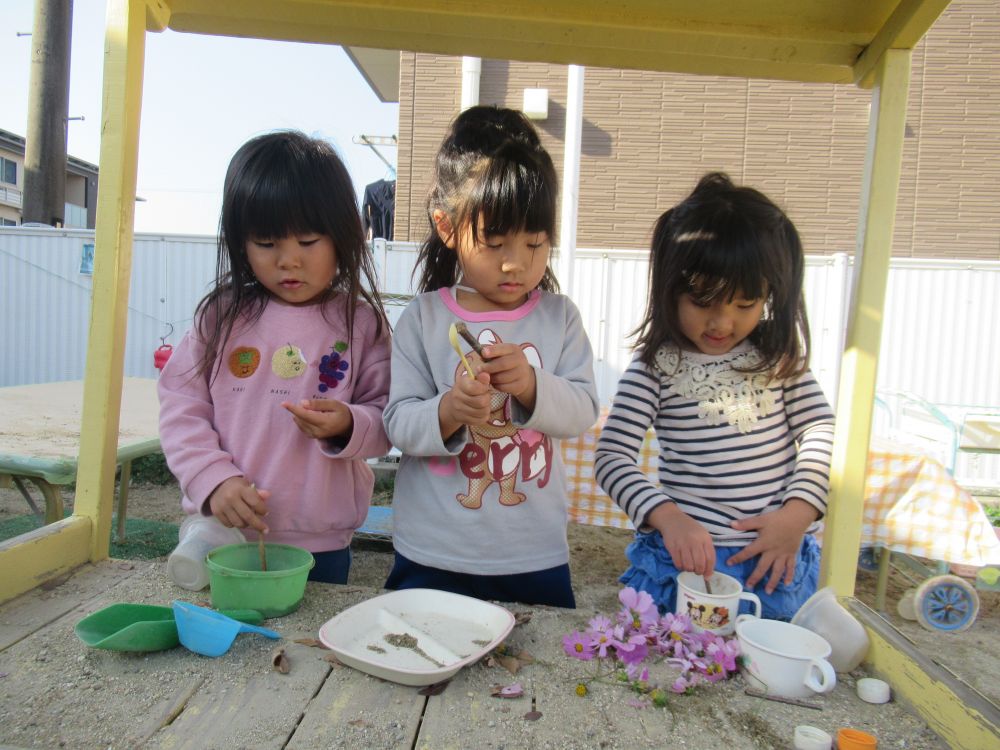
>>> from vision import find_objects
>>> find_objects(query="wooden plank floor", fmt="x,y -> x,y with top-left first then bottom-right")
0,560 -> 953,749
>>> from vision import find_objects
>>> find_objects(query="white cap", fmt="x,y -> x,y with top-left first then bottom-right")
793,725 -> 832,750
857,677 -> 891,704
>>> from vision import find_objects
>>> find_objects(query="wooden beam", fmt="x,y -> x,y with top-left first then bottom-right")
848,598 -> 1000,749
0,518 -> 92,604
854,0 -> 950,87
73,0 -> 148,561
820,49 -> 911,596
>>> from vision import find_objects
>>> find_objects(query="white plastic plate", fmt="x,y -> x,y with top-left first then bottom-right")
318,588 -> 515,686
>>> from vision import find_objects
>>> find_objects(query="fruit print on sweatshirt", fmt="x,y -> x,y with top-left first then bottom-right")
318,341 -> 350,392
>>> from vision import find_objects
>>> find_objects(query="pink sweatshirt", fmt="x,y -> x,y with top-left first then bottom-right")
158,298 -> 391,552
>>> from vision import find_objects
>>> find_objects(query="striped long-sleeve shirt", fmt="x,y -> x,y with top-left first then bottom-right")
595,342 -> 835,544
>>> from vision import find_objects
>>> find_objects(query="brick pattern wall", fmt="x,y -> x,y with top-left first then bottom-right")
395,0 -> 999,261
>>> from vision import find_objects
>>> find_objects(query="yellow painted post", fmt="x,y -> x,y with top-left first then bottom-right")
820,49 -> 912,597
72,0 -> 149,561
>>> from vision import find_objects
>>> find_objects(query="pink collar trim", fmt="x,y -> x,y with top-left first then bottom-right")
436,287 -> 541,321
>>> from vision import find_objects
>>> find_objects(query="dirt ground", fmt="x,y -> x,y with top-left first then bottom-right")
2,481 -> 998,749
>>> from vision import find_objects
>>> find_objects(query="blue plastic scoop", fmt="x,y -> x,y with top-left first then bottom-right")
172,600 -> 281,657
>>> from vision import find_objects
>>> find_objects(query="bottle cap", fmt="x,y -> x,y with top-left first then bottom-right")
793,725 -> 832,750
856,677 -> 891,704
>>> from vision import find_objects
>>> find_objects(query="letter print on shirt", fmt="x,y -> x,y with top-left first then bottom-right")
454,328 -> 553,510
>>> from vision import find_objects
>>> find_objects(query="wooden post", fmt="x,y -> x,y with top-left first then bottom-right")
820,48 -> 911,596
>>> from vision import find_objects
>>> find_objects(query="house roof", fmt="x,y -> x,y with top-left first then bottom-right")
151,0 -> 950,90
0,127 -> 99,178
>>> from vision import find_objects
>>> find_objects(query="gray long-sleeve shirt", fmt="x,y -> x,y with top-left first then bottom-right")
383,287 -> 600,575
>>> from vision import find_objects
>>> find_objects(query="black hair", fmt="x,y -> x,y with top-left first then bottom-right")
415,105 -> 560,293
634,172 -> 810,379
192,130 -> 386,380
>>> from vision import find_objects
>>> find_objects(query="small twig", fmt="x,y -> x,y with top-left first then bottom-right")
744,687 -> 823,710
454,322 -> 485,356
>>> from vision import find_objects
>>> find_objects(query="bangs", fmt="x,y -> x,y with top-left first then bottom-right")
674,225 -> 771,303
462,153 -> 557,242
234,164 -> 325,241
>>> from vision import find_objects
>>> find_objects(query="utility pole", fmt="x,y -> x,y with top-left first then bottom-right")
23,0 -> 73,227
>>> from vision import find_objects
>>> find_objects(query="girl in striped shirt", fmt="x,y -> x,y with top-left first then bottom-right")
595,173 -> 835,620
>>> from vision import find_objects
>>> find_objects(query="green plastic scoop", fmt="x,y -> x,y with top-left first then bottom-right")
75,603 -> 263,652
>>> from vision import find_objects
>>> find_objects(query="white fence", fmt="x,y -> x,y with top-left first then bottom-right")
3,227 -> 998,486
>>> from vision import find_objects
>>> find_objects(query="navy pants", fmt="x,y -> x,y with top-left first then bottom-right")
384,551 -> 576,608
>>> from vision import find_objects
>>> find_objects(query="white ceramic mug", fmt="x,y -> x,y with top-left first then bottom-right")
675,571 -> 762,635
735,614 -> 837,699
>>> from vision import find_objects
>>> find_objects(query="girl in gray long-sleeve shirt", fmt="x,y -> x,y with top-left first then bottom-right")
383,106 -> 599,608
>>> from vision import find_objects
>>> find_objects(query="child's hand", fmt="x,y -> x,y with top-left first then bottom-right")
439,370 -> 492,437
726,499 -> 820,593
207,477 -> 269,533
478,342 -> 537,411
283,398 -> 353,440
648,502 -> 716,577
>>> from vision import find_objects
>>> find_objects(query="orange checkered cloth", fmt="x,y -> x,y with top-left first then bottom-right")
561,421 -> 1000,567
862,438 -> 1000,566
560,411 -> 656,529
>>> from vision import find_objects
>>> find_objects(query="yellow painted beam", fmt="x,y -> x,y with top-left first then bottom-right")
848,599 -> 1000,749
820,49 -> 911,597
0,518 -> 92,604
163,0 -> 864,83
73,0 -> 148,562
854,0 -> 950,87
145,0 -> 171,31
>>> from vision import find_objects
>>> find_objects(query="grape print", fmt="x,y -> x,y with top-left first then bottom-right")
317,341 -> 350,392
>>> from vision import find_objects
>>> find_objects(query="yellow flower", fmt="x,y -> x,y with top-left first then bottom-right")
575,682 -> 588,697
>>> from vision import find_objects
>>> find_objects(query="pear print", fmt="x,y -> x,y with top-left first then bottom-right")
271,343 -> 308,379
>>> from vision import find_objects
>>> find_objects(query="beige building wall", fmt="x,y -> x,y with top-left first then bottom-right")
395,0 -> 999,261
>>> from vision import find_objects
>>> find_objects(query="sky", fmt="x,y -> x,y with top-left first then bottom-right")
0,0 -> 399,235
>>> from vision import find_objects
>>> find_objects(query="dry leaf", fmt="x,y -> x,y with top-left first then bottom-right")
294,638 -> 327,648
418,681 -> 450,696
271,647 -> 290,674
523,711 -> 543,721
348,718 -> 368,728
513,611 -> 533,626
497,655 -> 522,675
323,653 -> 344,666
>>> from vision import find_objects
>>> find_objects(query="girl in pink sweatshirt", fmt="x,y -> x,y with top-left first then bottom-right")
158,131 -> 391,584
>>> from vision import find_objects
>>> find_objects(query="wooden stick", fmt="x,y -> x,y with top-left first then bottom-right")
744,687 -> 823,710
454,322 -> 485,356
251,482 -> 267,571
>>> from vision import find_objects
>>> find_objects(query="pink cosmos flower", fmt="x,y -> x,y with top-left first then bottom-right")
617,587 -> 658,631
562,631 -> 596,661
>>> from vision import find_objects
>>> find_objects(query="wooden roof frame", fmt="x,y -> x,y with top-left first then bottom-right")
4,1 -> 997,746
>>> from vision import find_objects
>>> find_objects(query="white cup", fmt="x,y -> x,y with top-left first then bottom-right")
735,615 -> 837,699
791,586 -> 870,672
675,570 -> 762,635
167,514 -> 245,591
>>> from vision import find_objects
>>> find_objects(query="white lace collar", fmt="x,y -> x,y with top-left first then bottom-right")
653,342 -> 776,434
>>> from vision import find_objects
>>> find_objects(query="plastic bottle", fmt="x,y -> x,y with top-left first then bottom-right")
167,514 -> 245,590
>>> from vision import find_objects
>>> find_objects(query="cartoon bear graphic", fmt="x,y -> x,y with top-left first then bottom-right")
453,328 -> 552,510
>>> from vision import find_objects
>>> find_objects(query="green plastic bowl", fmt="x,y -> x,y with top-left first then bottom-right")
206,542 -> 315,618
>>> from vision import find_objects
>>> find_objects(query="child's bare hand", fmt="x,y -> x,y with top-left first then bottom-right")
479,342 -> 537,410
440,371 -> 492,435
727,499 -> 819,593
648,502 -> 716,577
283,398 -> 353,439
207,477 -> 269,533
